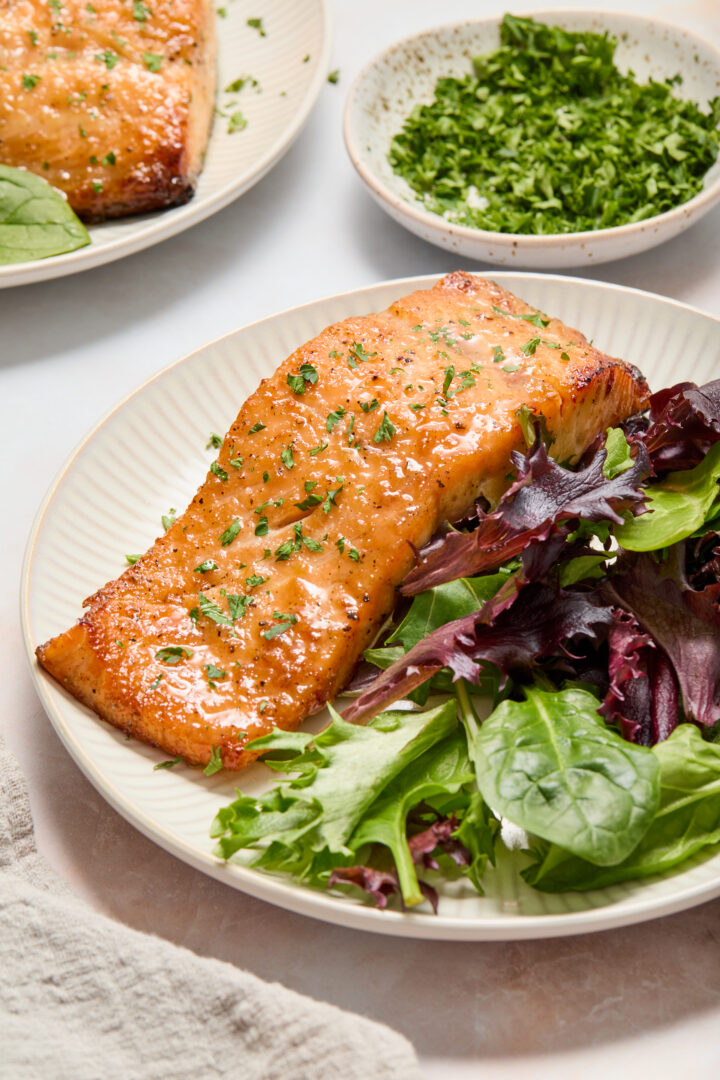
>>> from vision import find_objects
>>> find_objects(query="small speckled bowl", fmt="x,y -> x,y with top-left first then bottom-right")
344,10 -> 720,268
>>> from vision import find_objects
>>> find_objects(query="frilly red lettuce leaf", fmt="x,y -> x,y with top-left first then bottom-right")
343,584 -> 613,725
600,611 -> 679,746
604,552 -> 720,727
637,379 -> 720,474
402,439 -> 649,596
328,815 -> 469,913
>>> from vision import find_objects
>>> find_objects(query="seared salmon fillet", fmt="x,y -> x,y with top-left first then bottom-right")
0,0 -> 215,221
37,273 -> 648,769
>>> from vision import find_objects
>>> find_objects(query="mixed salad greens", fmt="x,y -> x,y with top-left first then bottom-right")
388,15 -> 720,235
212,378 -> 720,911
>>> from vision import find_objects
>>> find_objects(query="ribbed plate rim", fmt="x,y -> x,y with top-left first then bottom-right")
20,272 -> 720,940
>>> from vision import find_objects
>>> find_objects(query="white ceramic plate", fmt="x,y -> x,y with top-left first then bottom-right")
344,10 -> 720,269
21,273 -> 720,940
0,0 -> 330,289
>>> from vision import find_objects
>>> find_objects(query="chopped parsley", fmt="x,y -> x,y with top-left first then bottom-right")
206,432 -> 223,449
227,593 -> 253,619
286,362 -> 318,394
142,52 -> 163,72
348,341 -> 376,368
210,461 -> 228,482
155,646 -> 193,664
161,508 -> 177,531
281,444 -> 294,470
247,17 -> 266,36
194,559 -> 218,573
373,411 -> 396,444
326,406 -> 346,433
359,398 -> 379,413
442,366 -> 455,397
22,74 -> 41,90
245,574 -> 266,588
263,612 -> 298,640
492,346 -> 505,364
133,1 -> 151,22
521,337 -> 541,356
492,305 -> 550,328
204,746 -> 224,775
309,441 -> 328,456
95,50 -> 119,70
125,554 -> 141,565
230,456 -> 244,469
322,477 -> 344,514
502,364 -> 523,373
254,516 -> 269,537
228,110 -> 247,134
153,756 -> 183,771
295,489 -> 322,511
335,536 -> 360,561
388,14 -> 720,235
219,518 -> 241,546
204,663 -> 227,689
197,593 -> 233,626
327,69 -> 340,84
248,422 -> 266,434
275,522 -> 323,560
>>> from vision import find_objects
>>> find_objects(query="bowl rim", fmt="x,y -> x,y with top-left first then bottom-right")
343,7 -> 720,249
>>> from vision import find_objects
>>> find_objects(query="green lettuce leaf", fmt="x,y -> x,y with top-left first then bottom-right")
211,701 -> 458,879
615,442 -> 720,551
522,724 -> 720,891
349,731 -> 474,905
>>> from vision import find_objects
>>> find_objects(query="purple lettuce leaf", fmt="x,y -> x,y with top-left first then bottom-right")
600,611 -> 679,746
639,379 -> 720,474
605,553 -> 720,727
343,584 -> 613,725
402,440 -> 648,596
327,816 -> 470,913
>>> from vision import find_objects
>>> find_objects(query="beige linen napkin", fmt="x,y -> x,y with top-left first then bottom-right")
0,737 -> 421,1080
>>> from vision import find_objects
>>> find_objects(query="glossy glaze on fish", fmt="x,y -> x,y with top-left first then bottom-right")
0,0 -> 215,220
37,273 -> 649,768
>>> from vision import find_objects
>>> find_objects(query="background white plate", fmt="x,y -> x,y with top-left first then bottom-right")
0,0 -> 330,289
21,272 -> 720,940
344,10 -> 720,268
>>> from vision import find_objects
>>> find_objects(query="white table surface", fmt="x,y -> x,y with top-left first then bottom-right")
4,1 -> 720,1076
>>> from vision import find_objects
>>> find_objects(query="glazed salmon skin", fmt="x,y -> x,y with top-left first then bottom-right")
37,273 -> 648,769
0,0 -> 215,220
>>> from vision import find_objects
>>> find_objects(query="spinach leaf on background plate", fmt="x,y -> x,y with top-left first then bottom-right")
0,165 -> 90,264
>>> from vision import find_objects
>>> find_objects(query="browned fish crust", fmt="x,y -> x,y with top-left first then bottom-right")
37,273 -> 649,768
0,0 -> 215,220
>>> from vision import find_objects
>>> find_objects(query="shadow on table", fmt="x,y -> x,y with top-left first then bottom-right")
347,185 -> 720,314
27,703 -> 720,1062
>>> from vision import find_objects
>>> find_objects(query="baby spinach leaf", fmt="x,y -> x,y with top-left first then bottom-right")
471,687 -> 660,866
211,701 -> 458,877
0,165 -> 90,264
616,442 -> 720,551
523,725 -> 720,891
349,731 -> 473,906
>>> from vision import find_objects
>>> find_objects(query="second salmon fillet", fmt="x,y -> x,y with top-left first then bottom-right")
37,272 -> 648,768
